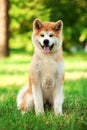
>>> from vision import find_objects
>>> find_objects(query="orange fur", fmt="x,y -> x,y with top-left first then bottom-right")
17,19 -> 64,115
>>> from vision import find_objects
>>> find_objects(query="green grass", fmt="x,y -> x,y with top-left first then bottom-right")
0,50 -> 87,130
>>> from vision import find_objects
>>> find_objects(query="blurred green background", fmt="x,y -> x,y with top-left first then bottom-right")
0,1 -> 87,130
9,0 -> 87,53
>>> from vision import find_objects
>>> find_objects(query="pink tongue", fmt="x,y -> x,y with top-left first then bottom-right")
43,47 -> 50,53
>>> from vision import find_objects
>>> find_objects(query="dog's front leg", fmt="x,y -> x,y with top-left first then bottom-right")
53,83 -> 64,115
32,85 -> 44,115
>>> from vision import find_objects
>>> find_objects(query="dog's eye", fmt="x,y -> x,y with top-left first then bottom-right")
40,34 -> 44,37
49,34 -> 53,37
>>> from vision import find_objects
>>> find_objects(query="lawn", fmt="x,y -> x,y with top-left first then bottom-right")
0,50 -> 87,130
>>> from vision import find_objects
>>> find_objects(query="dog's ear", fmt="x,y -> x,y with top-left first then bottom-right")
54,20 -> 63,31
33,19 -> 43,29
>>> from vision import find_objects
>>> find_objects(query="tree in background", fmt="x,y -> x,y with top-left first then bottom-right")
9,0 -> 87,52
43,0 -> 87,51
0,0 -> 9,58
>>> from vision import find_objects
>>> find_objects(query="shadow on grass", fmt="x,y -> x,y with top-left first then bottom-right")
64,78 -> 87,96
0,70 -> 28,75
0,49 -> 32,64
66,68 -> 87,72
10,48 -> 34,56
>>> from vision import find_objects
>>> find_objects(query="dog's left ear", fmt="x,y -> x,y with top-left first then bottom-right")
33,18 -> 43,29
54,20 -> 63,30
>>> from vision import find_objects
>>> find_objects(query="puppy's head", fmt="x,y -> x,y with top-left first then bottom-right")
32,19 -> 63,54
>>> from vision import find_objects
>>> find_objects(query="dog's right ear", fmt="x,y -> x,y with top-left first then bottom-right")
33,19 -> 43,29
54,20 -> 63,31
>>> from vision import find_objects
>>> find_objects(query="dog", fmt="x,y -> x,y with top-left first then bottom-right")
17,19 -> 64,115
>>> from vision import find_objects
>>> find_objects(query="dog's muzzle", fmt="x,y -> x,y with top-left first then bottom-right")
39,39 -> 54,53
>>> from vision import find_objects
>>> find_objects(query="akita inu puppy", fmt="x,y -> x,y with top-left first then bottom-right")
17,19 -> 64,115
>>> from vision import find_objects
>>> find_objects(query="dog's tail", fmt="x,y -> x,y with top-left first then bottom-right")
17,85 -> 33,114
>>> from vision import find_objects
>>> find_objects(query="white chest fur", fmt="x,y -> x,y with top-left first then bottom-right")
35,56 -> 64,102
41,60 -> 56,88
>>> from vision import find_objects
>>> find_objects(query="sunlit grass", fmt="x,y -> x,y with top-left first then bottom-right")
0,51 -> 87,130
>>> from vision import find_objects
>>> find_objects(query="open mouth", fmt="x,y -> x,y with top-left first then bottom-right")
39,43 -> 54,53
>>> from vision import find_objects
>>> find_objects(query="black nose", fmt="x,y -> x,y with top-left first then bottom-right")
43,39 -> 49,46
